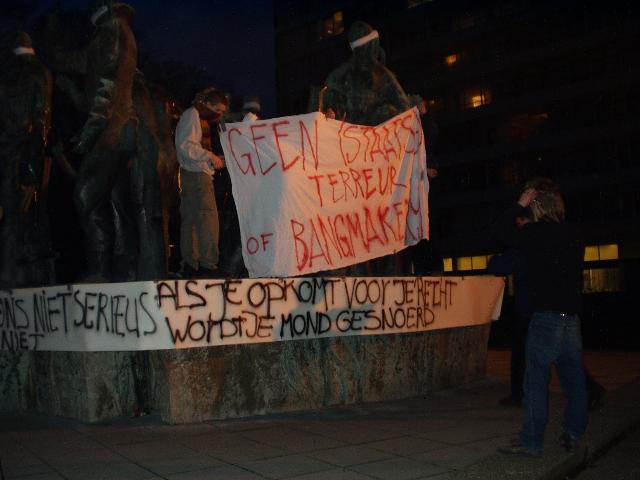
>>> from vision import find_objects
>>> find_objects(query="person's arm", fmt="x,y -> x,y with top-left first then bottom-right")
492,205 -> 527,248
71,21 -> 125,154
175,111 -> 223,172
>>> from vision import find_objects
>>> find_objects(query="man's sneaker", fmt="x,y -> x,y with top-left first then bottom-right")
499,396 -> 523,408
498,443 -> 542,458
559,432 -> 579,453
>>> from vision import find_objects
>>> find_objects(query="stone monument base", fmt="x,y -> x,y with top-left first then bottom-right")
1,324 -> 490,424
1,275 -> 503,423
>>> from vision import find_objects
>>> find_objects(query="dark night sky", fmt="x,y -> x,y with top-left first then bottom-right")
25,0 -> 278,116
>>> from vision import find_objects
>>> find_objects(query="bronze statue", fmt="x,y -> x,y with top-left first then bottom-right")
42,1 -> 138,281
0,32 -> 55,288
322,21 -> 412,275
43,1 -> 174,281
323,21 -> 410,126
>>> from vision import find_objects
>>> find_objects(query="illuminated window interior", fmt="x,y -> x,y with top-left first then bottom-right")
318,11 -> 344,40
445,53 -> 459,66
443,257 -> 453,272
583,267 -> 624,293
472,255 -> 487,269
464,88 -> 492,109
584,244 -> 619,262
452,255 -> 490,271
457,257 -> 473,271
471,93 -> 486,108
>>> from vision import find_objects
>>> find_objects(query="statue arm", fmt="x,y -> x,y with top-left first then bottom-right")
323,68 -> 348,120
73,22 -> 123,153
386,70 -> 411,113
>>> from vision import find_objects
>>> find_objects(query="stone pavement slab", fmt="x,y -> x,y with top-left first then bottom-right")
1,350 -> 638,480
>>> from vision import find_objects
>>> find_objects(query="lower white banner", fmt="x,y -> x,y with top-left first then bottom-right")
0,276 -> 504,352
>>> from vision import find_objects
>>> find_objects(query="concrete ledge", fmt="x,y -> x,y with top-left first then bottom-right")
149,324 -> 491,423
1,324 -> 492,423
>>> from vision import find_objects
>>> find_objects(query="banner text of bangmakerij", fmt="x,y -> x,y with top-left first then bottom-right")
220,108 -> 429,278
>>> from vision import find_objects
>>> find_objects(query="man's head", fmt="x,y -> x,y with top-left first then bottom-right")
524,177 -> 565,223
193,87 -> 229,122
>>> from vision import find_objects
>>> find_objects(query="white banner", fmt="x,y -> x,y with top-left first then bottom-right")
0,276 -> 504,352
220,109 -> 429,278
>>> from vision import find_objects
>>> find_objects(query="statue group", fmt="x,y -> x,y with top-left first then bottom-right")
0,1 -> 179,287
0,5 -> 423,287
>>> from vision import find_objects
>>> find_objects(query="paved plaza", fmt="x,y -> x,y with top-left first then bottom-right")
1,350 -> 639,480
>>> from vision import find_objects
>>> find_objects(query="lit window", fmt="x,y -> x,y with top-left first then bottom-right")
464,88 -> 492,109
599,244 -> 619,260
584,246 -> 599,261
471,94 -> 486,107
443,258 -> 453,272
445,53 -> 459,66
456,257 -> 473,271
318,11 -> 344,40
471,255 -> 487,269
584,244 -> 619,262
452,255 -> 491,272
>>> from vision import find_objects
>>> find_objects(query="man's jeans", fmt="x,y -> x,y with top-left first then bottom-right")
520,312 -> 588,453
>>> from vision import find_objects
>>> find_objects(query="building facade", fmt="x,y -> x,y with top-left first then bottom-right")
273,0 -> 640,346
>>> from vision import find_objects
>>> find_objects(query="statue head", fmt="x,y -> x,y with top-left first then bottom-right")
348,21 -> 382,64
242,94 -> 261,114
13,32 -> 35,56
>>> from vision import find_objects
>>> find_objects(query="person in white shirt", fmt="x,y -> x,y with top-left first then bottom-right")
175,87 -> 228,277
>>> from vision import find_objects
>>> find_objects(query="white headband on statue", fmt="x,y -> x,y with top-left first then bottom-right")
13,47 -> 35,56
349,30 -> 379,50
242,101 -> 261,111
91,5 -> 109,25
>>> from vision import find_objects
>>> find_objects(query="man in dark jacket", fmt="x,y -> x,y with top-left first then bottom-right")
497,178 -> 587,457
